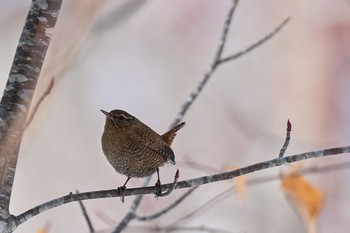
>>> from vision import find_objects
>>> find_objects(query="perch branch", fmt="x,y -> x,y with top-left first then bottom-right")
13,145 -> 350,226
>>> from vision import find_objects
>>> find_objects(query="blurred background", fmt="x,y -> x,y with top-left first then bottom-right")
1,0 -> 350,232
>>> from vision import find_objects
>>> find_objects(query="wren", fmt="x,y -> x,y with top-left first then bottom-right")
101,109 -> 185,198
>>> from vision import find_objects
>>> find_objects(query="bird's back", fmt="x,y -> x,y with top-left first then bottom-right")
102,119 -> 173,177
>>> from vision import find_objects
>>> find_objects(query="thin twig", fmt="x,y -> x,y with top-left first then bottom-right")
151,225 -> 235,233
219,17 -> 290,64
213,0 -> 239,66
158,169 -> 180,197
126,225 -> 235,233
170,158 -> 350,226
25,77 -> 55,129
171,0 -> 239,128
167,186 -> 229,226
76,190 -> 95,233
279,119 -> 292,158
112,176 -> 150,233
13,145 -> 350,226
179,155 -> 220,174
136,187 -> 198,221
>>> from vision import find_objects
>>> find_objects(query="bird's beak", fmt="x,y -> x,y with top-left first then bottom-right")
100,110 -> 112,119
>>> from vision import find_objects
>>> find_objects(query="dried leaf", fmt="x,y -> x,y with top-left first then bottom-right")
36,222 -> 51,233
225,165 -> 246,203
281,169 -> 323,233
36,230 -> 47,233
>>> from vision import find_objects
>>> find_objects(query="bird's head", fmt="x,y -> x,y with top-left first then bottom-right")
101,109 -> 135,128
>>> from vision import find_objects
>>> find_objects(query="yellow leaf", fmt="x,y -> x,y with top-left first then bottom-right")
281,171 -> 323,233
225,165 -> 246,203
36,230 -> 47,233
36,222 -> 51,233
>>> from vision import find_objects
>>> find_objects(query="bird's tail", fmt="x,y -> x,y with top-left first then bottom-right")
162,122 -> 185,145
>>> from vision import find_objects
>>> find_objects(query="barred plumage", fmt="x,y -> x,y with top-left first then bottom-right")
101,109 -> 185,196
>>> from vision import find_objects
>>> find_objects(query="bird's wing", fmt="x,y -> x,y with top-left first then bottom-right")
144,142 -> 175,165
129,124 -> 176,164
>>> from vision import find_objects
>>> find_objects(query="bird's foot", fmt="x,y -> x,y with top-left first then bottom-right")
155,180 -> 162,197
117,185 -> 127,203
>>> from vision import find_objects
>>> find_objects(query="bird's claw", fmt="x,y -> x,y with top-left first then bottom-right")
117,185 -> 126,203
155,180 -> 162,197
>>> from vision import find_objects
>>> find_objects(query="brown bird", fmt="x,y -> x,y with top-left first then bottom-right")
101,109 -> 185,197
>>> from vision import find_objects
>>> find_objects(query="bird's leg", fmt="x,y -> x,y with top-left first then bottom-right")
155,168 -> 162,196
117,177 -> 130,203
122,177 -> 131,187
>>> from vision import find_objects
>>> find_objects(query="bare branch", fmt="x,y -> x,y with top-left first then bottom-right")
112,176 -> 151,233
25,77 -> 55,129
173,146 -> 350,189
171,3 -> 290,129
76,190 -> 95,233
169,187 -> 231,226
13,145 -> 350,227
136,187 -> 198,222
128,225 -> 235,233
158,169 -> 179,197
220,17 -> 290,64
151,225 -> 234,233
213,0 -> 239,65
171,0 -> 239,128
279,119 -> 292,158
171,157 -> 350,226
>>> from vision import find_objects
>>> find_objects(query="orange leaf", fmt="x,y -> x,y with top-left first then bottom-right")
36,222 -> 51,233
281,171 -> 323,233
36,230 -> 47,233
225,165 -> 246,203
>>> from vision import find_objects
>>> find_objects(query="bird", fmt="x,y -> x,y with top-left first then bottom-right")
101,109 -> 185,199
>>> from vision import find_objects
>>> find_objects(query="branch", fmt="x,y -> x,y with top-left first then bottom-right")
133,170 -> 194,223
128,225 -> 234,233
25,77 -> 55,129
168,187 -> 231,226
171,3 -> 290,129
219,16 -> 290,64
171,0 -> 239,128
112,176 -> 151,233
76,191 -> 95,233
170,157 -> 350,226
135,187 -> 198,222
13,145 -> 350,226
279,119 -> 292,157
157,169 -> 180,197
150,225 -> 234,233
213,0 -> 239,65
